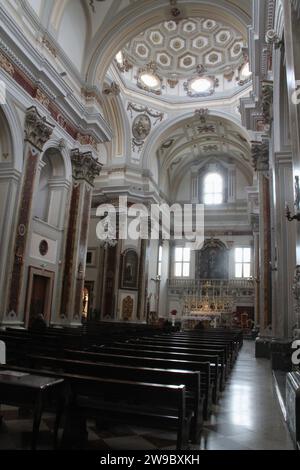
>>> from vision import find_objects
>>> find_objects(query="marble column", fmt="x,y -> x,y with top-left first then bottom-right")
273,152 -> 297,337
60,149 -> 101,324
137,238 -> 150,321
6,107 -> 54,320
250,218 -> 260,327
0,168 -> 21,324
100,242 -> 120,320
283,1 -> 300,332
252,141 -> 272,333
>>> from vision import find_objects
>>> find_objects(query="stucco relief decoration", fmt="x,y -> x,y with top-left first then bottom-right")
251,140 -> 269,172
24,106 -> 55,152
195,108 -> 209,123
0,51 -> 14,76
70,149 -> 102,186
261,81 -> 273,129
76,133 -> 98,150
127,102 -> 164,154
102,81 -> 120,97
41,36 -> 57,57
132,114 -> 151,142
265,30 -> 282,49
35,89 -> 50,109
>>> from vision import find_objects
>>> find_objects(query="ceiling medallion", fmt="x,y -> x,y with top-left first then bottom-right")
137,62 -> 162,95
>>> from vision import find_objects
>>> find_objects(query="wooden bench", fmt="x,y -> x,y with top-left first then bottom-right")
26,354 -> 202,443
1,364 -> 192,450
113,340 -> 229,388
60,349 -> 213,419
90,344 -> 221,402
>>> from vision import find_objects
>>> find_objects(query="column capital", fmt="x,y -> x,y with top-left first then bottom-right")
70,149 -> 102,186
251,140 -> 269,172
24,106 -> 54,151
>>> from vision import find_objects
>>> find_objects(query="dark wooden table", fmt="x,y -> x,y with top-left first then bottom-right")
0,369 -> 65,450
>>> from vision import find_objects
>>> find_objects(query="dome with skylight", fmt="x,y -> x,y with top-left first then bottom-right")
111,16 -> 252,101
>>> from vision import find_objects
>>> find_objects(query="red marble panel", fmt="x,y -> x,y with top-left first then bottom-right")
60,184 -> 80,317
8,148 -> 39,313
73,187 -> 92,317
262,175 -> 272,327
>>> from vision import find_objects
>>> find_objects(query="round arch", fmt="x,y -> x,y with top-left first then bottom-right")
41,138 -> 73,183
141,109 -> 252,172
0,98 -> 23,173
85,0 -> 251,86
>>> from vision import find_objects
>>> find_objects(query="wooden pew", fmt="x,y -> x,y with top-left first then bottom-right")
120,338 -> 227,384
60,349 -> 213,419
161,333 -> 238,361
90,344 -> 221,402
1,364 -> 192,450
26,355 -> 202,443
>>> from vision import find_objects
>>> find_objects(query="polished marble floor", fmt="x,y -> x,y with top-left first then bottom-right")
198,340 -> 294,450
0,341 -> 295,450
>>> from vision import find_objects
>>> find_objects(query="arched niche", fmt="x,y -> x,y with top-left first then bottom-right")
33,147 -> 70,229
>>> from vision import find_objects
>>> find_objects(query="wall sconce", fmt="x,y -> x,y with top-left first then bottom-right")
285,204 -> 300,222
286,176 -> 300,221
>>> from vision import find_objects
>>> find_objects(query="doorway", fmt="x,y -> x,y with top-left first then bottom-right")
25,267 -> 54,327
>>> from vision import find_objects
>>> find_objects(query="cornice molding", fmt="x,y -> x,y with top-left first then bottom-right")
0,4 -> 112,144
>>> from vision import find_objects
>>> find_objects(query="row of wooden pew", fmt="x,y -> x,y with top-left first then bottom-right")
0,327 -> 242,449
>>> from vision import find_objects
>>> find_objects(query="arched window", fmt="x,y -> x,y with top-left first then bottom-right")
203,173 -> 223,205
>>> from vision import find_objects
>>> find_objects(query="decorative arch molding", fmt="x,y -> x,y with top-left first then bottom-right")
0,98 -> 23,173
274,0 -> 284,39
85,0 -> 251,86
170,154 -> 252,202
141,109 -> 252,172
41,138 -> 72,183
101,89 -> 131,162
142,109 -> 250,168
50,0 -> 92,38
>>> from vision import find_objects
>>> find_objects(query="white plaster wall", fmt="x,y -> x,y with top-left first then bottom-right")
170,235 -> 253,279
236,169 -> 249,200
57,0 -> 86,71
29,233 -> 58,265
26,0 -> 42,16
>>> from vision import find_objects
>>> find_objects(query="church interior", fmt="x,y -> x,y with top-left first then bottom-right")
0,0 -> 299,452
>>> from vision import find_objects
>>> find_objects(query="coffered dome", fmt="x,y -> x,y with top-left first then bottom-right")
123,18 -> 246,79
112,17 -> 251,100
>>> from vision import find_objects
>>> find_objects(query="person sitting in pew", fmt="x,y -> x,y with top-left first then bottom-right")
29,314 -> 47,332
